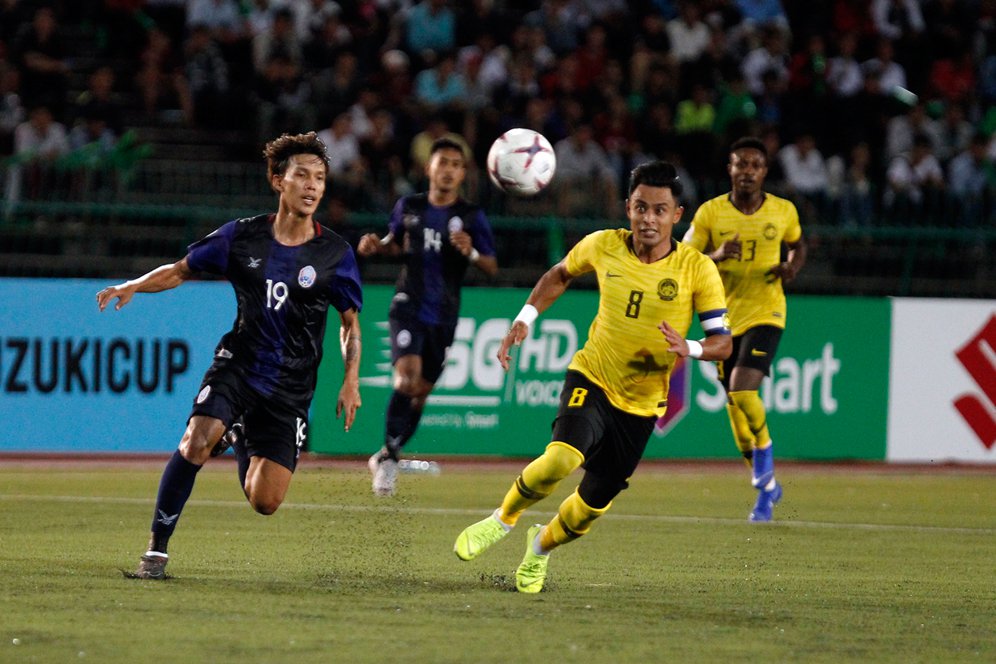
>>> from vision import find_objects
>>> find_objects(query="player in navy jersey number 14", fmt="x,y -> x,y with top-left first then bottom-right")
97,132 -> 364,579
358,137 -> 498,497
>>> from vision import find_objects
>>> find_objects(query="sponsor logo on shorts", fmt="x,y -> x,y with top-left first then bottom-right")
196,385 -> 211,403
397,329 -> 411,348
751,348 -> 768,357
298,265 -> 317,288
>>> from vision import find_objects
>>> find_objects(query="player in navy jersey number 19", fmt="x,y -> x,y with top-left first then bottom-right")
97,133 -> 364,579
358,137 -> 498,496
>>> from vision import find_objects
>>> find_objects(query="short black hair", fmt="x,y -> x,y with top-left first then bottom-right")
627,160 -> 683,200
263,131 -> 330,180
430,137 -> 466,159
730,136 -> 768,160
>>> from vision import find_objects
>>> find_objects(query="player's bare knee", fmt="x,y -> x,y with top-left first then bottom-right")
248,493 -> 282,515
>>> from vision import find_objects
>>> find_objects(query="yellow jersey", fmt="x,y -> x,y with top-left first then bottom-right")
684,193 -> 802,336
564,229 -> 729,418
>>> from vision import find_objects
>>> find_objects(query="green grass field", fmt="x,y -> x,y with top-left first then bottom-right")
1,459 -> 993,663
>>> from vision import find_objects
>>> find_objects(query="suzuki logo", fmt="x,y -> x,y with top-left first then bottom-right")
953,314 -> 996,450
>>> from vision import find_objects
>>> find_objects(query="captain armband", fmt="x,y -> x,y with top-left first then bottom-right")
514,303 -> 539,328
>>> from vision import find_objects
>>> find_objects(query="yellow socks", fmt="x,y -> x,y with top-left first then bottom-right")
538,490 -> 610,553
728,390 -> 771,451
499,442 -> 583,526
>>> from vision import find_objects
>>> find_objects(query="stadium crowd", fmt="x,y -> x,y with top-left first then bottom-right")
1,0 -> 995,226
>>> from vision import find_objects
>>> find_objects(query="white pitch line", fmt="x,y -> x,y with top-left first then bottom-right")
2,494 -> 993,535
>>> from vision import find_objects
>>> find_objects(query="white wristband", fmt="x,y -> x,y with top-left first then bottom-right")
468,248 -> 480,263
686,339 -> 703,359
514,303 -> 539,328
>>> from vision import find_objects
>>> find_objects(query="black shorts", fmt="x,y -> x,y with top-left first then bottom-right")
550,371 -> 657,484
717,325 -> 784,390
190,358 -> 309,472
389,315 -> 457,384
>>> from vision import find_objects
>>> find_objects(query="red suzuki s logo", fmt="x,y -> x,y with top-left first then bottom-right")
953,315 -> 996,450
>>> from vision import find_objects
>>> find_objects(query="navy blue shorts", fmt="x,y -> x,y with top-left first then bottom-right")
190,357 -> 309,472
389,315 -> 457,384
550,371 -> 657,484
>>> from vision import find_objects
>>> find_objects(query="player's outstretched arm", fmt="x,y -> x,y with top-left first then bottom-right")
658,320 -> 732,362
357,232 -> 401,258
96,257 -> 194,312
497,261 -> 574,371
336,307 -> 362,432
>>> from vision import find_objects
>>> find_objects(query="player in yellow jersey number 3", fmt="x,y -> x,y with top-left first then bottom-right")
683,136 -> 807,522
454,161 -> 732,593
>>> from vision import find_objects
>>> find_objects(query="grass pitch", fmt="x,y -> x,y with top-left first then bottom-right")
1,459 -> 993,663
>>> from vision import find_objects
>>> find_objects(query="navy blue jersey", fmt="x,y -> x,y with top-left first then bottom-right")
186,214 -> 363,401
387,193 -> 496,325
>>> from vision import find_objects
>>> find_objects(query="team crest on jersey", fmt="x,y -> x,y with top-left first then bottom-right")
403,213 -> 420,229
447,216 -> 463,233
657,278 -> 678,301
298,265 -> 317,288
764,223 -> 777,240
397,329 -> 412,348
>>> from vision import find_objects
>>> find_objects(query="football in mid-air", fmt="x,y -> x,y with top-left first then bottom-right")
486,128 -> 556,197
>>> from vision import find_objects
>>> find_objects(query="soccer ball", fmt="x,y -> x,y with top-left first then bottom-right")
486,128 -> 557,197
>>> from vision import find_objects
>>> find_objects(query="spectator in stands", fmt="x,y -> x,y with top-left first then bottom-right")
741,24 -> 789,96
735,0 -> 789,31
886,101 -> 932,163
0,63 -> 25,156
252,7 -> 302,76
827,31 -> 863,99
525,0 -> 586,57
245,0 -> 274,38
884,132 -> 945,208
186,0 -> 249,46
252,54 -> 315,146
925,0 -> 974,61
406,0 -> 457,64
317,111 -> 361,178
360,106 -> 409,206
779,131 -> 830,213
7,105 -> 69,205
135,27 -> 193,125
675,82 -> 717,177
638,102 -> 680,163
927,102 -> 974,165
827,141 -> 876,227
552,122 -> 618,218
871,0 -> 924,41
311,50 -> 360,126
0,0 -> 32,49
68,105 -> 117,153
72,66 -> 124,136
861,37 -> 907,97
713,73 -> 757,142
683,28 -> 739,98
413,51 -> 467,116
10,6 -> 70,118
283,0 -> 343,43
666,2 -> 712,65
184,24 -> 232,129
928,46 -> 977,107
409,115 -> 471,181
947,133 -> 994,226
302,5 -> 353,71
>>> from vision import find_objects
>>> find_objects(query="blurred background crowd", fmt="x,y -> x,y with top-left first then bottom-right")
1,0 -> 994,292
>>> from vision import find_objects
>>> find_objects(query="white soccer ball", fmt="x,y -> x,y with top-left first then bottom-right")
486,128 -> 557,197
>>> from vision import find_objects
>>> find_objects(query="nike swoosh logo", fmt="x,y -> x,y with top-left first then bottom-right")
719,231 -> 734,236
750,349 -> 768,357
605,272 -> 622,278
